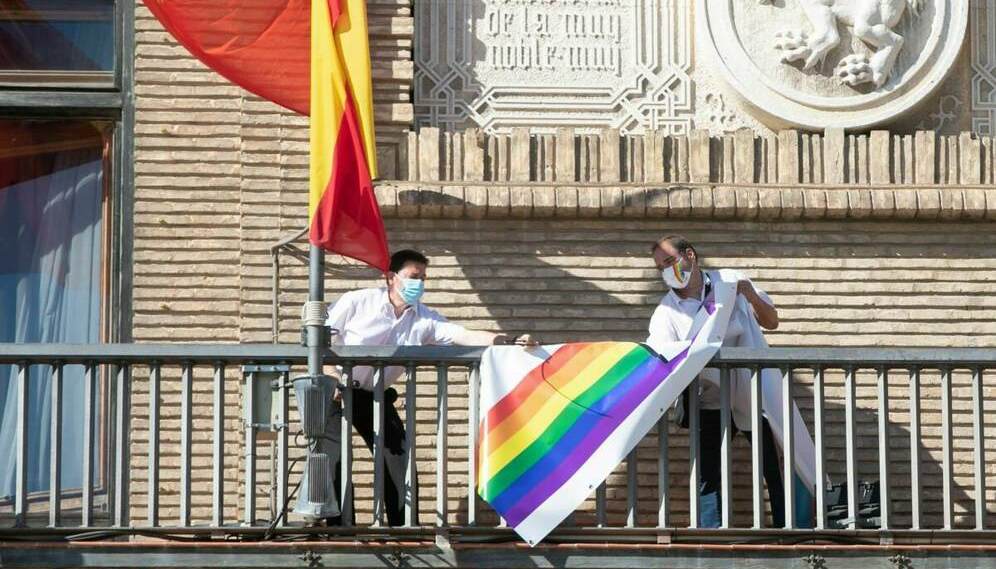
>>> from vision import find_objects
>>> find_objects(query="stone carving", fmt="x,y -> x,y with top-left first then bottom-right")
704,93 -> 736,131
699,0 -> 969,129
766,0 -> 923,87
971,0 -> 996,135
916,94 -> 962,131
414,0 -> 693,135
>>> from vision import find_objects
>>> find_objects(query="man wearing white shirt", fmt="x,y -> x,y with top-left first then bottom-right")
647,235 -> 790,528
319,249 -> 534,526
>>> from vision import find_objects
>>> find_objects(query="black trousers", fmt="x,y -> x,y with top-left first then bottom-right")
328,387 -> 417,526
694,409 -> 785,527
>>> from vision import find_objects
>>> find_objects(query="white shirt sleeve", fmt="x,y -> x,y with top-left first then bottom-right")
646,304 -> 683,354
325,292 -> 358,345
421,308 -> 466,346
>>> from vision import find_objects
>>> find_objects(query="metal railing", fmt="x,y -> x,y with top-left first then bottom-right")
0,343 -> 993,543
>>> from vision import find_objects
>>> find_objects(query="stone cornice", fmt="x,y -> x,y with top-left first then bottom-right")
375,182 -> 996,221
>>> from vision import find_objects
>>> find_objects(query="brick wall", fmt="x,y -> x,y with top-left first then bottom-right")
129,0 -> 995,530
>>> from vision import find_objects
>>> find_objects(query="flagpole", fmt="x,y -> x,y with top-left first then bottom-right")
307,244 -> 325,378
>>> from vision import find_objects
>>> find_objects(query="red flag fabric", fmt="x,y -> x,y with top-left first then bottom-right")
142,0 -> 310,115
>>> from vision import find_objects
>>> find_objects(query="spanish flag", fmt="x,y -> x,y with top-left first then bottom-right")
309,0 -> 389,271
142,0 -> 390,271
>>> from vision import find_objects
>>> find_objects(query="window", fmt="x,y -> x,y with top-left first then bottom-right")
0,0 -> 130,517
0,0 -> 116,86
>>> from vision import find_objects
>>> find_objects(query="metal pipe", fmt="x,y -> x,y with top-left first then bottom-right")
148,364 -> 161,526
972,367 -> 987,530
340,366 -> 354,525
626,448 -> 638,528
845,366 -> 858,529
657,416 -> 670,529
212,364 -> 225,527
15,363 -> 28,527
467,365 -> 480,526
82,363 -> 96,528
751,367 -> 763,529
877,366 -> 890,530
243,371 -> 257,525
372,365 -> 386,527
941,366 -> 953,530
275,370 -> 289,528
782,366 -> 795,529
405,364 -> 417,527
435,365 -> 449,537
306,245 -> 324,379
688,378 -> 700,529
596,482 -> 606,527
180,364 -> 193,527
910,367 -> 922,530
49,364 -> 62,528
114,364 -> 130,527
719,366 -> 732,529
813,367 -> 826,530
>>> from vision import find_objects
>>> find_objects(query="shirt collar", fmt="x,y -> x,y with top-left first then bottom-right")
379,287 -> 414,319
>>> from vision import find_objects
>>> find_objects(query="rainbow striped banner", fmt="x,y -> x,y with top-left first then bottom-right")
477,272 -> 739,545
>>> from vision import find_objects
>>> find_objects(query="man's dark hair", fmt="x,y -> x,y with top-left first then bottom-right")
389,249 -> 429,273
651,234 -> 698,259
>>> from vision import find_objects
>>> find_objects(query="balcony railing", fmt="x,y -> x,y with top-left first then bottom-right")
0,343 -> 993,544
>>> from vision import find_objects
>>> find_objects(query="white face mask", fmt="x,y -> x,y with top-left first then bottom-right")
661,259 -> 692,289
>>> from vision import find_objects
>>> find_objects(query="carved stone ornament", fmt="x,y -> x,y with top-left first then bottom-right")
698,0 -> 969,129
414,0 -> 693,135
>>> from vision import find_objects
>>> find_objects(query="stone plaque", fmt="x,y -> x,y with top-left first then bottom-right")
699,0 -> 970,129
414,0 -> 692,134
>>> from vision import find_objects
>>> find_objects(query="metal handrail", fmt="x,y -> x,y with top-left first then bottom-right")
1,343 -> 993,539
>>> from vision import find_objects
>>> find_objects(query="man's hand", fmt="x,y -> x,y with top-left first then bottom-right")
513,333 -> 540,346
737,278 -> 779,330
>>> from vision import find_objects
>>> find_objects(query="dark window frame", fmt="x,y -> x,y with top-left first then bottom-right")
0,0 -> 134,517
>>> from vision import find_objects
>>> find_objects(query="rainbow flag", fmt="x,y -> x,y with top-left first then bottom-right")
477,272 -> 739,545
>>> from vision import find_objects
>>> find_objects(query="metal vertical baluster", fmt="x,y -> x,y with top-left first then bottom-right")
813,367 -> 826,530
877,366 -> 891,530
626,448 -> 638,528
596,482 -> 607,527
114,364 -> 131,527
372,365 -> 386,527
148,364 -> 161,526
751,367 -> 763,529
845,366 -> 858,529
49,364 -> 62,527
180,364 -> 193,526
404,364 -> 417,527
719,367 -> 732,528
909,367 -> 922,530
657,416 -> 670,529
972,367 -> 987,530
435,366 -> 449,545
340,366 -> 354,525
782,366 -> 795,529
243,370 -> 257,526
275,370 -> 289,528
14,363 -> 28,527
82,363 -> 96,528
941,366 -> 953,530
467,364 -> 480,526
688,378 -> 700,529
212,364 -> 225,527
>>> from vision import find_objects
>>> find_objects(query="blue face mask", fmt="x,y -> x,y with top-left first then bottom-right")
399,277 -> 425,305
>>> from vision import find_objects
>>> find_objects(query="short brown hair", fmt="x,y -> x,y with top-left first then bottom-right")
651,234 -> 697,258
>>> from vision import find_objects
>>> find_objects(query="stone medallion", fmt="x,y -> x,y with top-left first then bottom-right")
698,0 -> 969,129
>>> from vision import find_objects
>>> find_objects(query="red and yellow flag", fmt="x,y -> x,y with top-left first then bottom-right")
309,0 -> 389,271
142,0 -> 390,271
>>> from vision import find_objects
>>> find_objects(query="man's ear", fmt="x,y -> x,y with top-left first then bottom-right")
385,271 -> 396,286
